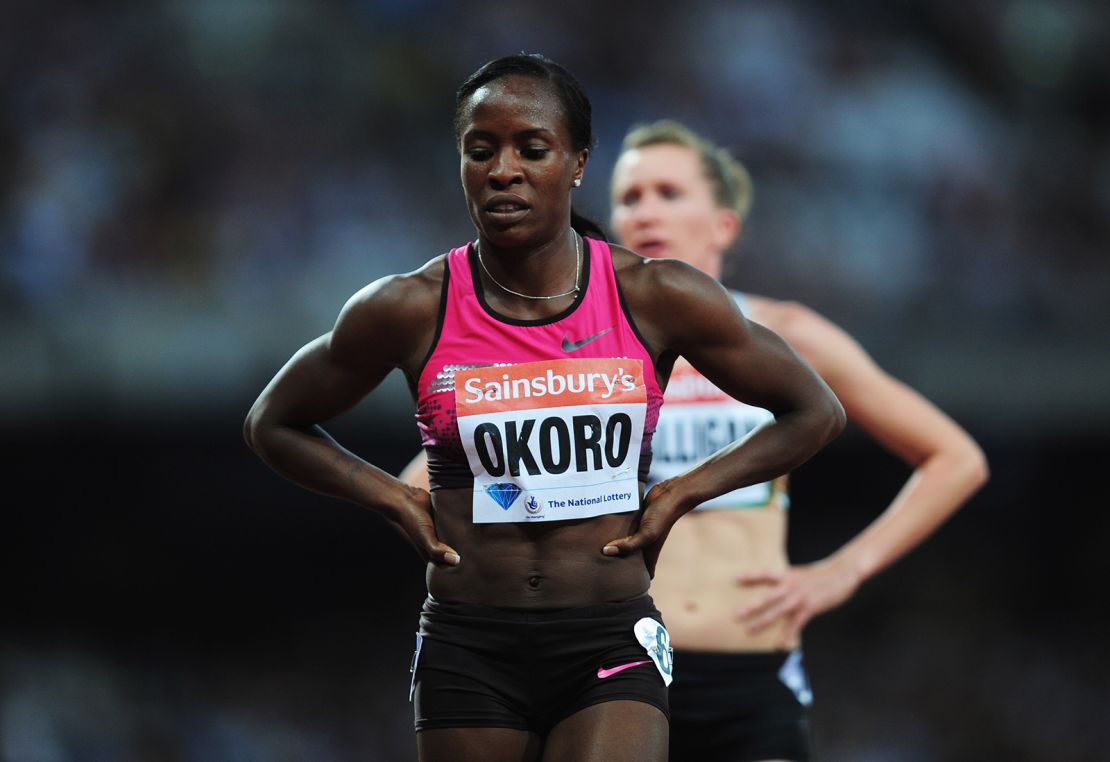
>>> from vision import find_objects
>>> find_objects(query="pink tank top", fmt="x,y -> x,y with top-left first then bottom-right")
415,237 -> 662,518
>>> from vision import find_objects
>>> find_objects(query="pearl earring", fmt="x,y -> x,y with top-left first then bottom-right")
573,178 -> 582,187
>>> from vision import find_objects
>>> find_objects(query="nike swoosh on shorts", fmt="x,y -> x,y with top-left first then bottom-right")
596,659 -> 652,679
562,327 -> 613,352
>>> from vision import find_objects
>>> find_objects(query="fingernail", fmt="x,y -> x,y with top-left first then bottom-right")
602,545 -> 619,556
445,552 -> 460,565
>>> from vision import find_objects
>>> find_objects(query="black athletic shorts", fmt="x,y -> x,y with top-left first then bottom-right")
669,649 -> 813,762
410,594 -> 671,735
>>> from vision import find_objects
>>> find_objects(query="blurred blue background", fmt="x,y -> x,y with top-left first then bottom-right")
2,1 -> 1108,760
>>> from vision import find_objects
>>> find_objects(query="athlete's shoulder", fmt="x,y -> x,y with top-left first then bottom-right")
331,254 -> 447,369
744,294 -> 871,375
612,246 -> 746,358
610,244 -> 721,296
343,254 -> 446,317
744,295 -> 821,332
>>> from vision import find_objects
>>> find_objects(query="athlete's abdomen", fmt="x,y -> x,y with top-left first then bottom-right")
650,503 -> 793,651
426,487 -> 652,609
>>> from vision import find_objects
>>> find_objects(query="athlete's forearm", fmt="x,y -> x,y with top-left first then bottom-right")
671,405 -> 845,512
247,421 -> 418,518
399,450 -> 431,491
828,443 -> 989,584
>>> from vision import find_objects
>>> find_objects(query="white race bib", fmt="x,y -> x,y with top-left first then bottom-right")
456,358 -> 647,523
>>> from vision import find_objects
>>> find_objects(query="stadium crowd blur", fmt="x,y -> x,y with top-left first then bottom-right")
2,1 -> 1108,760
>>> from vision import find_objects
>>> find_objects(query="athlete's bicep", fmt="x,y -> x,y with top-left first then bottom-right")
817,344 -> 975,467
618,252 -> 833,418
784,307 -> 977,466
249,330 -> 394,432
250,276 -> 422,431
670,289 -> 831,417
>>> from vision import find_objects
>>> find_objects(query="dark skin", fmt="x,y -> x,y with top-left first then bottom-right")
243,74 -> 845,762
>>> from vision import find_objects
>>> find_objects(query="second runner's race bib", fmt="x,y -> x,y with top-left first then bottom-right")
652,358 -> 775,509
456,358 -> 647,523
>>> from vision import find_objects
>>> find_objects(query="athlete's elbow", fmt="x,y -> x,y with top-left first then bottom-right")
795,395 -> 845,454
963,441 -> 990,492
242,411 -> 256,452
940,439 -> 990,504
820,394 -> 848,444
242,402 -> 270,455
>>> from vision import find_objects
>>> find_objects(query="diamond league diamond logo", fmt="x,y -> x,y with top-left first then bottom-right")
484,483 -> 522,510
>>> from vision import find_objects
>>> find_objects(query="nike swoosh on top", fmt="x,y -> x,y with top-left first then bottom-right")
562,327 -> 613,352
596,659 -> 652,679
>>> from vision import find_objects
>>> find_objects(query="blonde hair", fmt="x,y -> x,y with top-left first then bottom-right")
619,119 -> 753,221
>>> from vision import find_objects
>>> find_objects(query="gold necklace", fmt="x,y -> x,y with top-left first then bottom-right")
476,232 -> 581,301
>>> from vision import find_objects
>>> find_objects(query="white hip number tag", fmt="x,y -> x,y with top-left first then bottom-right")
634,617 -> 674,687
